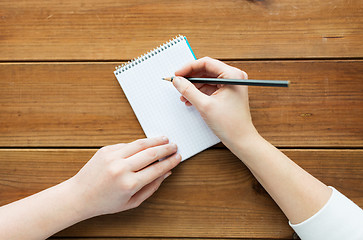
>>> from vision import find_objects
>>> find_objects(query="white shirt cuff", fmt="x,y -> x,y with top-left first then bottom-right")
289,187 -> 363,240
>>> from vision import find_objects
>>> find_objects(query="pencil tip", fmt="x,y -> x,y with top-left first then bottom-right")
162,77 -> 172,82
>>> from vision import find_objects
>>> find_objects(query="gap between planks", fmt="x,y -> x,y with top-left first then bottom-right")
0,58 -> 363,64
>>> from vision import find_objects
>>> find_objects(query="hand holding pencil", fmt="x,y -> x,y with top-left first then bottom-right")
171,57 -> 258,148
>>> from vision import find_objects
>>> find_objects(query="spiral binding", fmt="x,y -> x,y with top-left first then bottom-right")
115,35 -> 185,75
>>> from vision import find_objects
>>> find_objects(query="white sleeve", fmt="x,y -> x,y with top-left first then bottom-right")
289,187 -> 363,240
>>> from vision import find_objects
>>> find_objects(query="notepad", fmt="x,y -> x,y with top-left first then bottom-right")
113,35 -> 220,161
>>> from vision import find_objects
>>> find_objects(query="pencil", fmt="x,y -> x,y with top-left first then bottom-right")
162,77 -> 289,87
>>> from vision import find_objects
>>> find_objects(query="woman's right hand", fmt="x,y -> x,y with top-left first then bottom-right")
172,57 -> 258,148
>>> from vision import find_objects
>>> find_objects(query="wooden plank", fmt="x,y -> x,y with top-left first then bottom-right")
1,149 -> 362,238
0,0 -> 362,60
50,238 -> 283,240
0,61 -> 362,147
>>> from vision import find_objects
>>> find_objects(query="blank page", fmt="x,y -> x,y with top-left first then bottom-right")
114,36 -> 220,161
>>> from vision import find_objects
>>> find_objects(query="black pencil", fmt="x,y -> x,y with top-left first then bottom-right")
162,77 -> 289,87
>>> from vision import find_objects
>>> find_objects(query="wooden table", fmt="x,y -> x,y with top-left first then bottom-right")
1,0 -> 362,239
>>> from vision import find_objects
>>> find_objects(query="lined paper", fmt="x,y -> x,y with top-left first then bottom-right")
114,36 -> 220,161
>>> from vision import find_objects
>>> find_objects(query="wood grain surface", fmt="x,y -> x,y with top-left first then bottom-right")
1,0 -> 362,239
50,239 -> 283,240
50,238 -> 284,240
0,0 -> 362,60
1,148 -> 362,238
1,61 -> 362,147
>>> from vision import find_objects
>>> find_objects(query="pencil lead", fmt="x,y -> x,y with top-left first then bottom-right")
162,77 -> 173,82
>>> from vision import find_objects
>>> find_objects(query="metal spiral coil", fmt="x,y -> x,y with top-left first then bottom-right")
115,35 -> 185,75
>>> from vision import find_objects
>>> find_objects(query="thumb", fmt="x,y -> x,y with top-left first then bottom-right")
172,76 -> 208,108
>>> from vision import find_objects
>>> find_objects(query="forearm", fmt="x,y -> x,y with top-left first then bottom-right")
0,178 -> 89,240
229,130 -> 332,224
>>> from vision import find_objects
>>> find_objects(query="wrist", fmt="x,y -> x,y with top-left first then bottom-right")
224,125 -> 265,161
222,122 -> 260,149
62,177 -> 96,220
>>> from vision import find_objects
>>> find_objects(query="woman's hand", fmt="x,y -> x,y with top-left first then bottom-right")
70,136 -> 181,218
173,57 -> 334,228
172,57 -> 257,148
0,137 -> 181,240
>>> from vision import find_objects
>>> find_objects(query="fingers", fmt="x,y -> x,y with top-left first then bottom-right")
173,76 -> 209,109
116,136 -> 169,158
180,96 -> 193,106
125,143 -> 178,171
180,84 -> 218,106
198,84 -> 219,96
175,57 -> 247,80
127,172 -> 171,209
180,83 -> 207,102
180,95 -> 187,102
173,57 -> 246,109
136,153 -> 181,184
175,57 -> 224,77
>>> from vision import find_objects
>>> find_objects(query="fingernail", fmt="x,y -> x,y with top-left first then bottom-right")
176,154 -> 182,161
171,143 -> 177,150
164,171 -> 172,179
162,136 -> 168,142
173,76 -> 181,87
